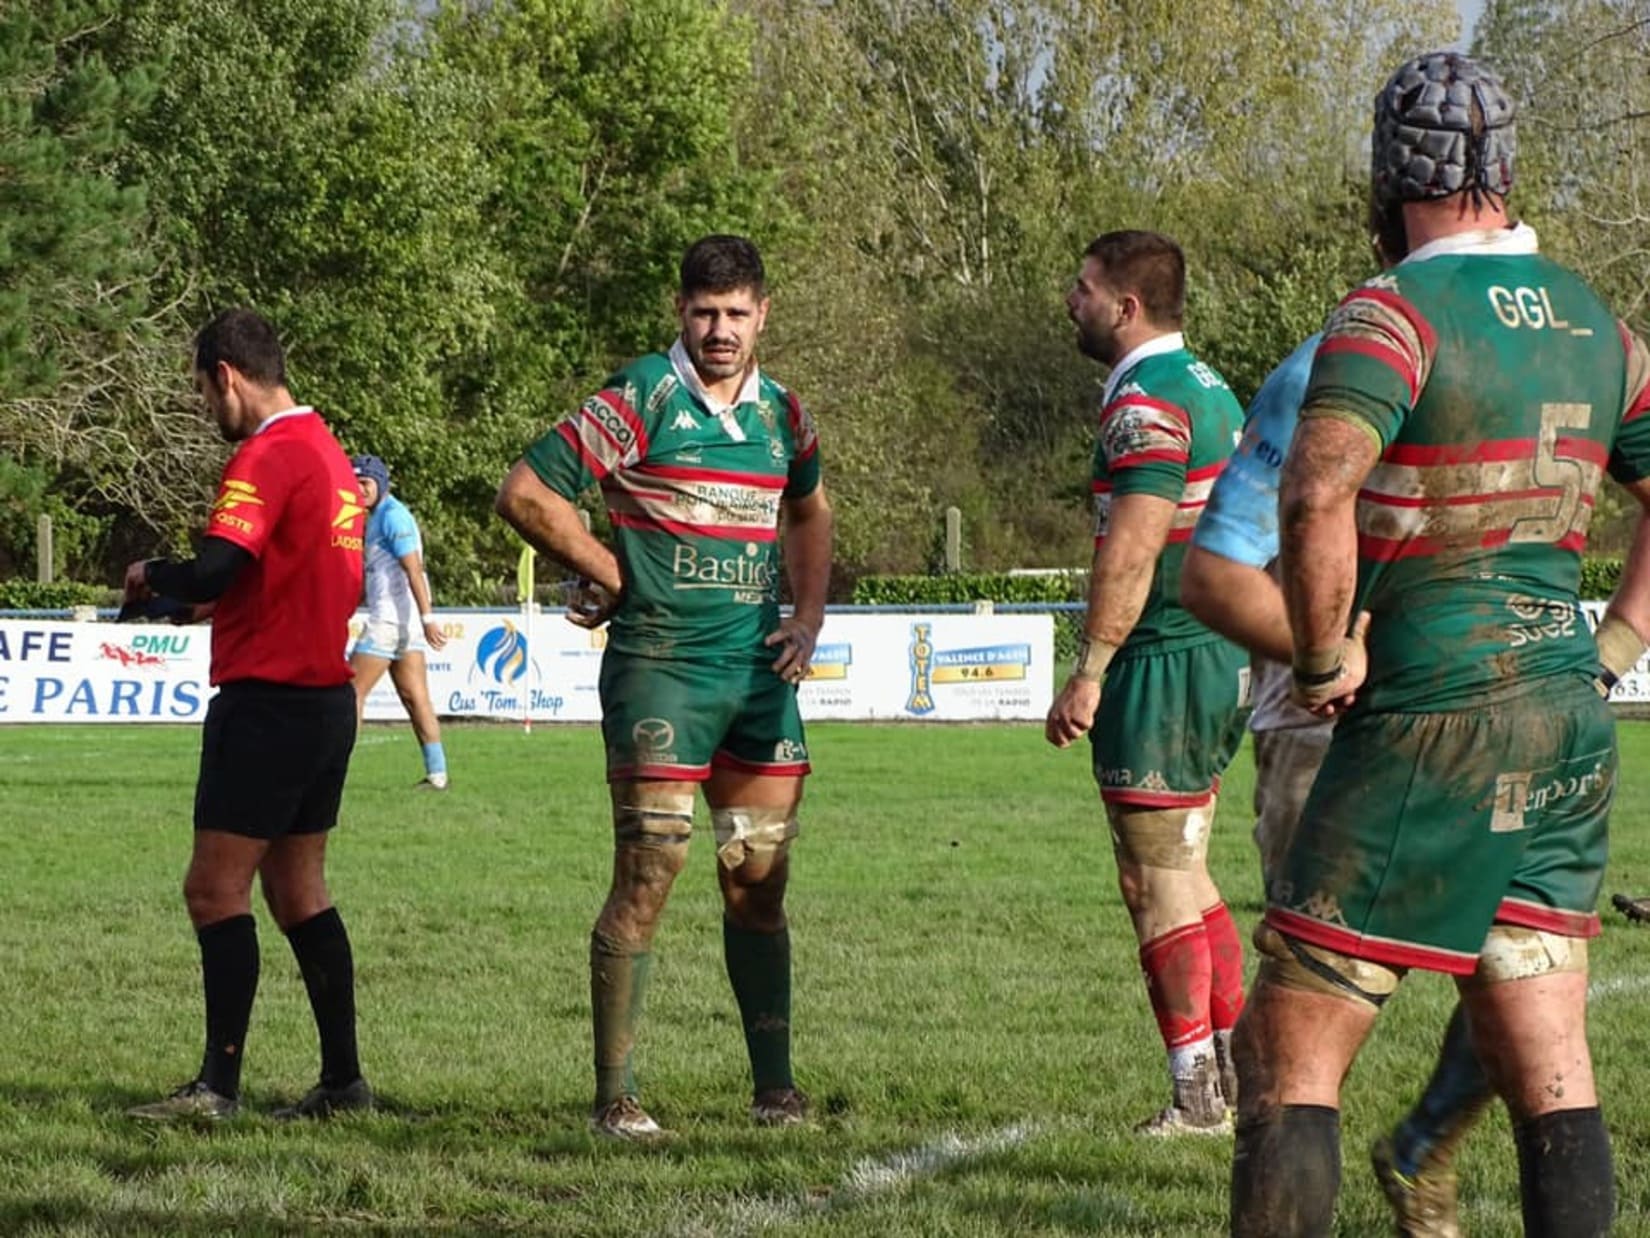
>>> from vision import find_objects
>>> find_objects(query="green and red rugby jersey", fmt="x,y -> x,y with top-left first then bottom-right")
1300,223 -> 1650,714
526,339 -> 822,664
1092,333 -> 1246,655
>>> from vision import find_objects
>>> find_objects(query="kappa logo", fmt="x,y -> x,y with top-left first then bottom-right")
212,478 -> 264,512
632,718 -> 676,752
671,410 -> 700,431
331,489 -> 366,531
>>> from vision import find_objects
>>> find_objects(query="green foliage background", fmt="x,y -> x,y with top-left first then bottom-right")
3,0 -> 1647,598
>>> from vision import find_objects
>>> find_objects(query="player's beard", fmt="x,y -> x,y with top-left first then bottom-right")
689,336 -> 749,381
1073,319 -> 1117,365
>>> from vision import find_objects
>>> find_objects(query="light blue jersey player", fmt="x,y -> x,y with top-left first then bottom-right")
348,455 -> 450,789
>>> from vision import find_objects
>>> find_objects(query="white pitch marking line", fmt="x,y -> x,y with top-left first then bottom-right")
674,1120 -> 1044,1237
1589,973 -> 1650,1001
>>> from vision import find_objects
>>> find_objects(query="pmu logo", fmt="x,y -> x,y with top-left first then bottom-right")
473,622 -> 537,685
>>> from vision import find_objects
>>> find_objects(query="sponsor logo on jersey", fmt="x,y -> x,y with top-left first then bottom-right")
669,543 -> 777,600
331,488 -> 366,550
773,738 -> 807,762
646,375 -> 679,415
212,478 -> 264,512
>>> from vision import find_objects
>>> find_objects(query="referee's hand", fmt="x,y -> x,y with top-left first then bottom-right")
123,559 -> 155,602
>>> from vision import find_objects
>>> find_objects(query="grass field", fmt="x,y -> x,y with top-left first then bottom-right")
4,721 -> 1650,1236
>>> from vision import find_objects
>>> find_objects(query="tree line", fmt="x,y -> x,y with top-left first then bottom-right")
4,0 -> 1646,600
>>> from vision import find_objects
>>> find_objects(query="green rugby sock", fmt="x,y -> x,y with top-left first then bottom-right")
590,931 -> 651,1106
723,921 -> 793,1093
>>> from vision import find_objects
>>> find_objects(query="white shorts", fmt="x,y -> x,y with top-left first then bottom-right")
353,618 -> 428,661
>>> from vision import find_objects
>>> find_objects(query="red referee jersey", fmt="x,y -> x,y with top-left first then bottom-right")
203,408 -> 364,687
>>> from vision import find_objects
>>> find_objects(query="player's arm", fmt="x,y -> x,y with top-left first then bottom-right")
495,460 -> 622,624
127,537 -> 253,604
1278,414 -> 1380,715
768,482 -> 833,681
1181,547 -> 1292,664
396,547 -> 446,651
1597,327 -> 1650,688
1046,492 -> 1175,748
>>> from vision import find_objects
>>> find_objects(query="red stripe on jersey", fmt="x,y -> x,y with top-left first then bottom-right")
610,512 -> 778,541
1360,485 -> 1564,509
1317,336 -> 1419,403
1091,480 -> 1113,494
1358,525 -> 1588,561
1110,448 -> 1190,469
634,463 -> 787,490
1346,286 -> 1440,354
1186,461 -> 1227,482
1264,909 -> 1478,975
1495,897 -> 1601,939
557,422 -> 612,480
1557,436 -> 1610,467
594,390 -> 650,459
1102,394 -> 1191,429
1384,439 -> 1535,466
1164,527 -> 1195,543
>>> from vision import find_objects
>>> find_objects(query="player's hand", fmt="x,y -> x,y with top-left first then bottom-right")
1045,675 -> 1101,748
423,619 -> 448,651
1291,610 -> 1372,718
766,615 -> 820,684
564,578 -> 621,629
123,559 -> 155,602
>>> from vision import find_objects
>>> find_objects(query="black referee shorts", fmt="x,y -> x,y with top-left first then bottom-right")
194,680 -> 357,839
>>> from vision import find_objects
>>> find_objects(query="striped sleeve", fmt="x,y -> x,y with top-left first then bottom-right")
1097,394 -> 1191,501
1609,322 -> 1650,484
524,386 -> 651,498
783,390 -> 822,498
1302,285 -> 1437,449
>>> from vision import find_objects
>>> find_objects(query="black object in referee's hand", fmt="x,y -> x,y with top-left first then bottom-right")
116,595 -> 195,624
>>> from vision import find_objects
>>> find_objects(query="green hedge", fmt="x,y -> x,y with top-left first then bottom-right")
1581,557 -> 1622,600
0,579 -> 114,610
851,572 -> 1086,606
860,560 -> 1627,603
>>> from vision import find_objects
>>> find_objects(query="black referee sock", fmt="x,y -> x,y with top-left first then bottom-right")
196,913 -> 260,1099
285,907 -> 362,1087
1515,1106 -> 1614,1237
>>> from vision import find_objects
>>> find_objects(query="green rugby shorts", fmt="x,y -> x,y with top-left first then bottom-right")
1266,675 -> 1615,974
599,652 -> 810,783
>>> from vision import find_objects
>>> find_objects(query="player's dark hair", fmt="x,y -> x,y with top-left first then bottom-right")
194,308 -> 287,388
680,235 -> 766,298
1083,230 -> 1186,327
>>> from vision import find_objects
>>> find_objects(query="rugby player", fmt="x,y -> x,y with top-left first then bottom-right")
1230,52 -> 1650,1237
124,309 -> 373,1121
1185,323 -> 1494,1234
348,454 -> 451,789
495,235 -> 832,1140
1046,230 -> 1248,1136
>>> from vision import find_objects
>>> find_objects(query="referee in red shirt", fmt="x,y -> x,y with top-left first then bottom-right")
124,309 -> 373,1121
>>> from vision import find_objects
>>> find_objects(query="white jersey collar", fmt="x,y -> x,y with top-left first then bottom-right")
1102,332 -> 1185,408
252,405 -> 315,436
1402,221 -> 1540,266
668,337 -> 762,417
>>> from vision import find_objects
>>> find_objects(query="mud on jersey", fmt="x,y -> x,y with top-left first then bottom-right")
1303,225 -> 1650,711
1092,344 -> 1245,654
525,350 -> 821,663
